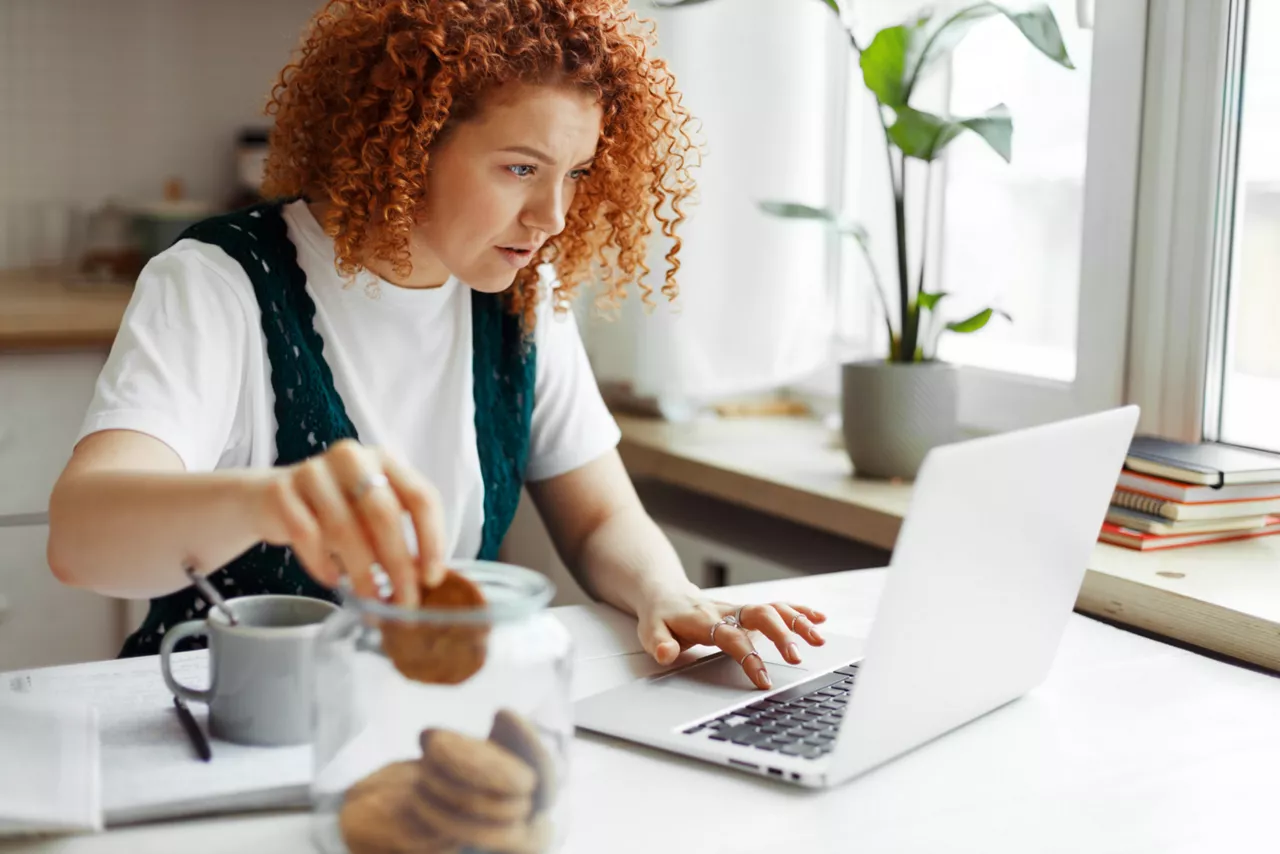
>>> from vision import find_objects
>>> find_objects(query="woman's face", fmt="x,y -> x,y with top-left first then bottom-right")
404,81 -> 604,292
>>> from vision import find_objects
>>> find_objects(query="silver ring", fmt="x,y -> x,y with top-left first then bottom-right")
735,605 -> 747,627
790,614 -> 803,633
739,650 -> 761,666
369,562 -> 394,601
710,616 -> 737,645
351,471 -> 390,502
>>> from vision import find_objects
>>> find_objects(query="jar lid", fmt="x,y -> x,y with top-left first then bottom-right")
339,559 -> 555,625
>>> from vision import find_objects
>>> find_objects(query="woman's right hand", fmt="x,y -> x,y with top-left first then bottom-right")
252,439 -> 447,607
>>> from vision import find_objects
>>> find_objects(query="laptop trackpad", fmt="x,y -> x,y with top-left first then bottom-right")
652,654 -> 814,704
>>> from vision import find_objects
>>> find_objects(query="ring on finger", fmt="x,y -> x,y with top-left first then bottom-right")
350,471 -> 390,503
710,616 -> 738,645
369,561 -> 393,601
790,613 -> 804,633
739,649 -> 761,666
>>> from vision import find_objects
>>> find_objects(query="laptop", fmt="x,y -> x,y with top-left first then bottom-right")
575,405 -> 1140,788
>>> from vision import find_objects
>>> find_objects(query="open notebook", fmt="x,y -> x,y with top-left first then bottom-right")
0,650 -> 310,830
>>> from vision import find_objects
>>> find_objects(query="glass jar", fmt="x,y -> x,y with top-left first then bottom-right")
311,560 -> 572,854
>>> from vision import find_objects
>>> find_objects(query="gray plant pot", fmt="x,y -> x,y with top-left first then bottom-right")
841,359 -> 959,480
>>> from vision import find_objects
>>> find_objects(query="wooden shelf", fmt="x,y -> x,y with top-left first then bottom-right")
618,413 -> 1280,673
0,269 -> 131,351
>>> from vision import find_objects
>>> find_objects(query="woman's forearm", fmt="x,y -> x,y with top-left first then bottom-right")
47,470 -> 271,599
574,505 -> 696,617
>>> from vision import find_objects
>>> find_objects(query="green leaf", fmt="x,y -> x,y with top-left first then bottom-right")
756,200 -> 866,238
859,24 -> 915,108
888,104 -> 1011,162
945,307 -> 1012,334
819,0 -> 840,15
917,290 -> 949,311
860,3 -> 1071,109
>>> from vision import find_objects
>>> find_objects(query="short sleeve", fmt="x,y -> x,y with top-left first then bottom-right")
524,284 -> 621,483
76,240 -> 255,472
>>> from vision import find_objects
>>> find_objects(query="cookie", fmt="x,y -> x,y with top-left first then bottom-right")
339,764 -> 458,854
380,570 -> 490,685
420,730 -> 537,800
416,772 -> 532,824
344,760 -> 420,805
488,709 -> 557,815
406,779 -> 537,853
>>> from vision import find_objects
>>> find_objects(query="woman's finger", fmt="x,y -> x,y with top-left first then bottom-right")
709,614 -> 771,691
294,458 -> 381,602
738,603 -> 803,665
379,449 -> 448,588
330,447 -> 418,608
773,603 -> 825,646
638,612 -> 681,665
790,603 -> 827,624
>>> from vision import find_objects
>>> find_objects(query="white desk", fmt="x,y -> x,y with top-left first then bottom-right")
5,569 -> 1279,854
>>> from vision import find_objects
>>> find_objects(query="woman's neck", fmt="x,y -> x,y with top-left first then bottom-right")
307,200 -> 450,289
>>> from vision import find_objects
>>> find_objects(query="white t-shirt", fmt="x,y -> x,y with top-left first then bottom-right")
77,200 -> 620,560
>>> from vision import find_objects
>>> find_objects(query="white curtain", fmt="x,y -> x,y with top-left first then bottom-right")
580,0 -> 847,407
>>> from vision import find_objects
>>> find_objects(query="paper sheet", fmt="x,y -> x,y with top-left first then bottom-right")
0,694 -> 101,836
1,652 -> 310,826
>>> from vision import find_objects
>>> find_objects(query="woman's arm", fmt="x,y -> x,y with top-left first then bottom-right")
525,450 -> 696,615
48,430 -> 447,604
48,430 -> 271,598
527,451 -> 826,690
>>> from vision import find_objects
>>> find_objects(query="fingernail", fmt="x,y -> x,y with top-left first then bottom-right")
812,629 -> 825,643
787,643 -> 800,662
757,670 -> 772,690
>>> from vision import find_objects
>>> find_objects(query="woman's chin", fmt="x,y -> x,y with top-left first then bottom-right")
461,268 -> 520,295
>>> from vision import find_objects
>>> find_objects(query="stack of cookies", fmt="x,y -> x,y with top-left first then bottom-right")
339,708 -> 557,854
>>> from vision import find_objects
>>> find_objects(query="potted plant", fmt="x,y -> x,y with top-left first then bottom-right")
657,0 -> 1073,478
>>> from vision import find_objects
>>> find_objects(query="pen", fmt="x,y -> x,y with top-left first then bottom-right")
173,695 -> 213,762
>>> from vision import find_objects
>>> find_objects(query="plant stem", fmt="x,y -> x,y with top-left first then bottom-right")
849,234 -> 896,347
916,159 -> 934,358
893,151 -> 912,362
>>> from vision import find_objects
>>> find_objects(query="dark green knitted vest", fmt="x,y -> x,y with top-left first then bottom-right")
118,200 -> 535,658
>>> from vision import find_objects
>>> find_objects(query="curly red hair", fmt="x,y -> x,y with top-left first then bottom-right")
262,0 -> 699,332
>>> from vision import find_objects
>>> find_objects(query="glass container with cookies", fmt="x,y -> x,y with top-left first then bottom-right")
310,559 -> 572,854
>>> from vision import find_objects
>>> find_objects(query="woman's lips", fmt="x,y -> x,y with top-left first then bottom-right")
496,246 -> 534,268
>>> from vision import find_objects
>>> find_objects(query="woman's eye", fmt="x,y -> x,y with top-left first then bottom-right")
507,165 -> 535,178
569,168 -> 591,181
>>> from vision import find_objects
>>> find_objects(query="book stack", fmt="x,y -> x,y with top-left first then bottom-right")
1102,436 -> 1280,551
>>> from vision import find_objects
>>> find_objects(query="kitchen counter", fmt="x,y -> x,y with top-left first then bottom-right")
0,269 -> 132,351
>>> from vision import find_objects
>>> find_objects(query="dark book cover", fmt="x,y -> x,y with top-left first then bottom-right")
1126,436 -> 1280,487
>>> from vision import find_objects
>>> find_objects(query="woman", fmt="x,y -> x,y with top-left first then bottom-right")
47,0 -> 825,689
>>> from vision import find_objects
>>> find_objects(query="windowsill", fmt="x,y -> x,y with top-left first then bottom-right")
616,413 -> 1280,674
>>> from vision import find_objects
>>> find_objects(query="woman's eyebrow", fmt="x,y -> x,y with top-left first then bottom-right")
498,145 -> 595,167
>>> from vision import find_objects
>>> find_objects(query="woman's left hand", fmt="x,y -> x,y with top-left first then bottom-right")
634,586 -> 827,690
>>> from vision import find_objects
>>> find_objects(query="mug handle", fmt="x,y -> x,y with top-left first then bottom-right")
160,620 -> 215,704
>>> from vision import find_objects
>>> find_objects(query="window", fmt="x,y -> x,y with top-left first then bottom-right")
934,0 -> 1093,384
833,0 -> 1148,433
1212,0 -> 1280,454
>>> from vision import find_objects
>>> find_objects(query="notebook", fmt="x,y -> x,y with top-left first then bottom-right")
1111,487 -> 1280,521
1104,504 -> 1268,536
1100,518 -> 1280,551
1126,436 -> 1280,487
0,650 -> 311,827
0,694 -> 101,836
1116,468 -> 1280,504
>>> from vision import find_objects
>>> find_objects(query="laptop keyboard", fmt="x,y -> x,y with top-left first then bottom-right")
680,663 -> 859,760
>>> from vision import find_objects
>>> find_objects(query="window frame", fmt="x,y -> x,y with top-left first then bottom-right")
1127,0 -> 1244,443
